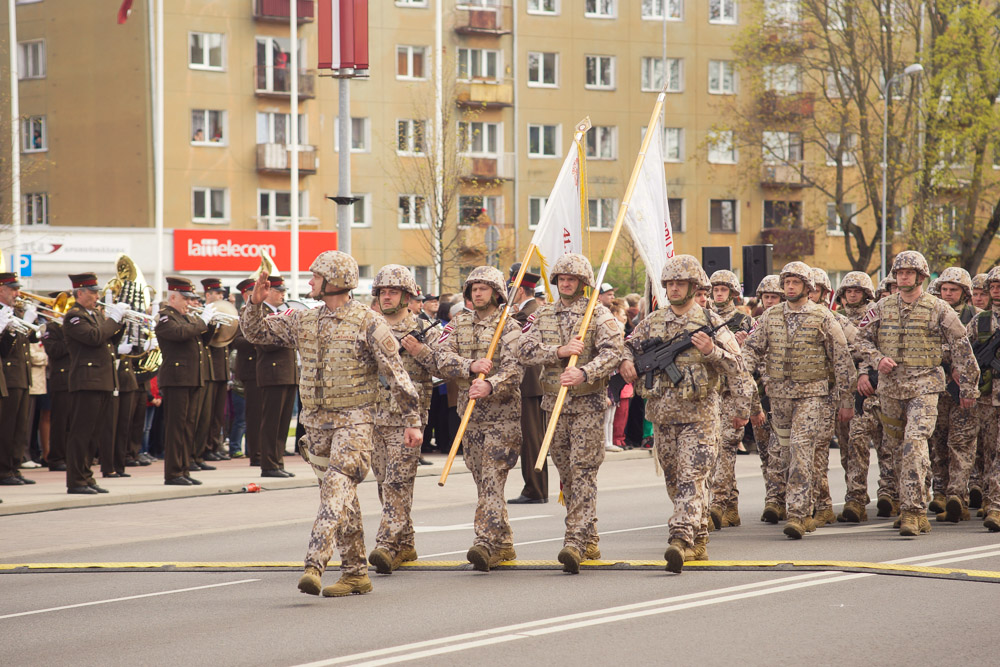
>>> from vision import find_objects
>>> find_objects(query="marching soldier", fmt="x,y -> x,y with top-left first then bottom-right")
969,272 -> 992,507
200,278 -> 231,461
855,251 -> 979,536
256,276 -> 298,478
742,262 -> 856,539
432,266 -> 524,572
971,273 -> 990,312
62,273 -> 128,494
241,251 -> 421,598
366,265 -> 442,574
620,255 -> 750,571
0,272 -> 36,486
155,277 -> 213,486
752,275 -> 784,522
40,297 -> 70,472
877,275 -> 898,300
517,253 -> 623,573
233,279 -> 260,464
974,267 -> 1000,531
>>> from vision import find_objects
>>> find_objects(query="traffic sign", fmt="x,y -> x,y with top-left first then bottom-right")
11,254 -> 31,278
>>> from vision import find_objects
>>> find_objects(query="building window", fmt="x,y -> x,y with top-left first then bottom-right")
527,0 -> 558,14
663,127 -> 683,162
256,112 -> 308,145
459,121 -> 501,156
826,67 -> 854,98
641,57 -> 682,93
17,40 -> 45,79
585,55 -> 615,89
397,45 -> 428,79
709,0 -> 737,24
192,188 -> 228,223
258,190 -> 308,229
407,266 -> 432,294
588,198 -> 617,230
398,194 -> 428,228
191,110 -> 227,145
255,36 -> 305,94
529,196 -> 548,229
528,124 -> 559,157
334,117 -> 369,152
764,0 -> 799,23
352,193 -> 371,228
397,119 -> 427,155
459,195 -> 502,227
708,60 -> 736,94
762,131 -> 803,164
825,133 -> 857,166
667,197 -> 684,232
642,0 -> 682,20
189,32 -> 224,70
527,52 -> 558,87
21,116 -> 46,153
708,131 -> 737,164
586,126 -> 617,160
585,0 -> 616,18
826,202 -> 855,235
710,199 -> 737,232
21,193 -> 47,226
458,48 -> 500,80
763,64 -> 801,94
396,0 -> 427,6
763,200 -> 802,229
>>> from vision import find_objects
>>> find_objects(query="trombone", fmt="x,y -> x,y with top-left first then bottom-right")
18,291 -> 74,324
188,304 -> 240,325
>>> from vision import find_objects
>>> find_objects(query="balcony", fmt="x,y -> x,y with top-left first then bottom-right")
460,153 -> 515,182
757,91 -> 814,120
761,23 -> 813,53
454,2 -> 512,35
256,143 -> 318,175
256,216 -> 321,231
761,163 -> 810,189
254,66 -> 315,98
253,0 -> 314,22
760,227 -> 814,257
456,80 -> 513,109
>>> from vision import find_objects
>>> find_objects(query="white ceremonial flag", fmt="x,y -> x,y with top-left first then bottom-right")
624,117 -> 675,308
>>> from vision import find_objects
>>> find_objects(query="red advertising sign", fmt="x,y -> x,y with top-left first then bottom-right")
173,229 -> 338,272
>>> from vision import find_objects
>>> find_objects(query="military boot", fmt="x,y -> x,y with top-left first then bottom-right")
943,495 -> 970,523
467,545 -> 492,572
761,502 -> 784,524
978,506 -> 987,518
969,486 -> 983,509
321,573 -> 373,597
838,501 -> 868,523
813,507 -> 837,527
493,546 -> 517,566
368,548 -> 394,575
558,546 -> 582,574
709,504 -> 725,530
392,547 -> 418,571
899,511 -> 921,536
803,516 -> 818,533
928,493 -> 947,514
876,495 -> 898,518
691,535 -> 710,561
297,567 -> 322,596
783,517 -> 806,539
664,538 -> 689,573
984,510 -> 1000,532
584,543 -> 601,560
721,504 -> 741,528
917,514 -> 932,534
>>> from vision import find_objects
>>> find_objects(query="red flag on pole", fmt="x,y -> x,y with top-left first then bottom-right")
118,0 -> 134,24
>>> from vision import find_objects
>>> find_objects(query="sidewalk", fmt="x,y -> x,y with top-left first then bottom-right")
0,448 -> 654,516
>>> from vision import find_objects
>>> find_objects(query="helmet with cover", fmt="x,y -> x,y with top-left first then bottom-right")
834,271 -> 876,304
463,265 -> 508,305
310,250 -> 358,295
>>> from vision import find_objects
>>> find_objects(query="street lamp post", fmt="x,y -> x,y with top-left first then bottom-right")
880,63 -> 923,281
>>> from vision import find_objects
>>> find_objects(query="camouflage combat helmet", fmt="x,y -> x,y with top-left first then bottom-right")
779,261 -> 814,291
972,273 -> 989,291
548,253 -> 596,289
927,278 -> 941,296
710,270 -> 743,300
937,266 -> 973,300
891,250 -> 930,278
660,254 -> 705,286
877,274 -> 896,296
986,265 -> 1000,286
310,250 -> 358,293
371,264 -> 419,298
834,271 -> 876,304
463,265 -> 507,304
810,267 -> 832,294
698,267 -> 712,291
756,274 -> 782,299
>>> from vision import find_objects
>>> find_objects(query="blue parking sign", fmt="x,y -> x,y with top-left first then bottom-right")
13,254 -> 31,278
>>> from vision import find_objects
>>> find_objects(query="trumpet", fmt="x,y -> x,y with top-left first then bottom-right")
189,304 -> 240,326
1,307 -> 41,336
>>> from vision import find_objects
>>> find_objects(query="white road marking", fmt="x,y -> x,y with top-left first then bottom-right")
419,523 -> 670,559
414,515 -> 549,534
0,579 -> 259,621
294,547 -> 1000,667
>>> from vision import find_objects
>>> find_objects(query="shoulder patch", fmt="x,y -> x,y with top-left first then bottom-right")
69,317 -> 81,325
858,307 -> 878,328
373,322 -> 398,355
437,321 -> 456,344
522,312 -> 537,333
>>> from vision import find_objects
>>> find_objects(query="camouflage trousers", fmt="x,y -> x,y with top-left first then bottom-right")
849,395 -> 894,502
371,425 -> 420,558
770,396 -> 828,520
838,400 -> 870,506
653,421 -> 716,547
753,420 -> 784,505
970,403 -> 996,493
929,394 -> 979,504
976,403 -> 1000,511
463,422 -> 519,555
301,424 -> 373,577
709,394 -> 745,509
879,394 -> 938,513
810,398 -> 838,513
547,409 -> 605,553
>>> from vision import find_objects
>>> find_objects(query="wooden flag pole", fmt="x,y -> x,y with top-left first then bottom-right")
438,245 -> 538,486
534,92 -> 667,472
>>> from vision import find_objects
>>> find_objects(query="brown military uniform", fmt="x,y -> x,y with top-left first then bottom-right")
205,342 -> 230,457
256,303 -> 299,473
232,328 -> 260,464
41,322 -> 71,470
0,323 -> 31,482
511,296 -> 548,500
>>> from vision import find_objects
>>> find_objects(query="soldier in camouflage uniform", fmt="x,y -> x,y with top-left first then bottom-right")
620,255 -> 751,572
855,251 -> 979,536
927,267 -> 980,521
241,251 -> 422,597
517,253 -> 623,573
743,262 -> 856,539
707,270 -> 754,529
432,266 -> 524,572
877,275 -> 898,300
975,267 -> 1000,531
969,272 -> 992,507
366,265 -> 443,574
971,273 -> 990,311
752,275 -> 785,522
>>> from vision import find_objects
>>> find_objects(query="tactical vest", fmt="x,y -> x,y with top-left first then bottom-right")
878,292 -> 942,368
380,315 -> 435,413
764,305 -> 831,383
452,310 -> 498,391
298,300 -> 378,410
535,303 -> 606,396
958,303 -> 976,326
636,306 -> 720,401
975,310 -> 996,396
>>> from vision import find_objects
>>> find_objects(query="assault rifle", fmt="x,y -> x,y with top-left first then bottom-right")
407,319 -> 441,343
944,327 -> 1000,402
633,317 -> 734,391
854,369 -> 878,414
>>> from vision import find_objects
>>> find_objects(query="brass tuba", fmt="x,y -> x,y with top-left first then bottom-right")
106,253 -> 160,371
250,248 -> 280,282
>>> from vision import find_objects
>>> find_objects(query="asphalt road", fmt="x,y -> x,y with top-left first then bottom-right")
4,453 -> 1000,666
